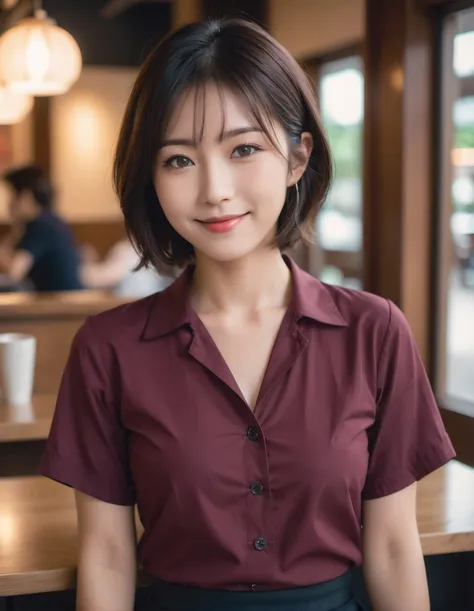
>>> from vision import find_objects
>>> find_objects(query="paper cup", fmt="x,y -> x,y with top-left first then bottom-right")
0,333 -> 36,406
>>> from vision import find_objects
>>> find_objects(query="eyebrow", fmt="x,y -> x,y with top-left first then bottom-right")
159,127 -> 263,148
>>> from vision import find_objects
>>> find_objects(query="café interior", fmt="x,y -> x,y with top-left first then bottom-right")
0,0 -> 473,609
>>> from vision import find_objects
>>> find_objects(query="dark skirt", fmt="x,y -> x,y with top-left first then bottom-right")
147,571 -> 364,610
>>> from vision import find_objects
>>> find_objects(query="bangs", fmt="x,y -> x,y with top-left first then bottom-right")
115,17 -> 332,270
156,75 -> 286,158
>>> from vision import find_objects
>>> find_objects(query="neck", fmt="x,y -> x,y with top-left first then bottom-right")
191,248 -> 291,316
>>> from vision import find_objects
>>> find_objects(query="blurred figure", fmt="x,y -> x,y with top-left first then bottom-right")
80,238 -> 174,297
0,165 -> 83,292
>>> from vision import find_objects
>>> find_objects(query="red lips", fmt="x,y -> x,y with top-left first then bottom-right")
199,213 -> 248,233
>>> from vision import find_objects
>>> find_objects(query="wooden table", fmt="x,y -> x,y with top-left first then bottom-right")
0,461 -> 474,597
0,394 -> 56,443
0,291 -> 130,396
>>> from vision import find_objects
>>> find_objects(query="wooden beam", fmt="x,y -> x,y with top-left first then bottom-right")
172,0 -> 201,27
32,97 -> 51,177
363,0 -> 436,366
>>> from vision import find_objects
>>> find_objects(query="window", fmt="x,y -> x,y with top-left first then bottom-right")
308,56 -> 364,289
437,7 -> 474,415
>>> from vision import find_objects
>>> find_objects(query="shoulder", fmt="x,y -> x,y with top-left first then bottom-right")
324,282 -> 414,355
75,292 -> 162,351
81,293 -> 162,344
322,282 -> 391,330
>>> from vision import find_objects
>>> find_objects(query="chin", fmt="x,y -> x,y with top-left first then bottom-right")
194,239 -> 263,264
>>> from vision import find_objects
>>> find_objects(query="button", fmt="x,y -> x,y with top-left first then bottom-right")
253,537 -> 268,551
250,482 -> 264,495
247,427 -> 259,442
250,584 -> 257,591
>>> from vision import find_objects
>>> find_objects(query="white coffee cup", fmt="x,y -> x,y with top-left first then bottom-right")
0,333 -> 36,406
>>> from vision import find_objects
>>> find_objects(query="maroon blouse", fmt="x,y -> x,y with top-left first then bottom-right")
40,257 -> 455,591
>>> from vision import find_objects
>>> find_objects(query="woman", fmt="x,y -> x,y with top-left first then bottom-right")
40,18 -> 455,611
0,165 -> 83,292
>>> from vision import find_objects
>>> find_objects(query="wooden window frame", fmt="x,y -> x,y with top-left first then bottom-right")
301,43 -> 365,280
434,9 -> 474,421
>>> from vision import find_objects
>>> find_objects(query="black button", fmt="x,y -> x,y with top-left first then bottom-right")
250,482 -> 264,495
247,427 -> 259,442
253,537 -> 268,551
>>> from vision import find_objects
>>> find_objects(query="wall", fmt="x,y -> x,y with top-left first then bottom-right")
0,115 -> 33,222
269,0 -> 365,59
50,66 -> 138,222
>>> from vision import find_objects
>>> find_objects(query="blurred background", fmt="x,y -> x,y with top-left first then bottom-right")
0,1 -> 473,609
0,0 -> 471,473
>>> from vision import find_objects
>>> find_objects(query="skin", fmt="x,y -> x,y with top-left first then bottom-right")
76,84 -> 430,611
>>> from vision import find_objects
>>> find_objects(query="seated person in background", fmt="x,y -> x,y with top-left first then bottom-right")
80,238 -> 174,297
0,165 -> 83,292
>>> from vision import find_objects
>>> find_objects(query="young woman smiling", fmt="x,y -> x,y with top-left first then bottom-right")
41,18 -> 455,611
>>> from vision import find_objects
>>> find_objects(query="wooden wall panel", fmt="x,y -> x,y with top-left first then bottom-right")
363,0 -> 436,365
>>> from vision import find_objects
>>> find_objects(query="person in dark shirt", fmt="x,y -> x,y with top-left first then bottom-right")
0,165 -> 83,292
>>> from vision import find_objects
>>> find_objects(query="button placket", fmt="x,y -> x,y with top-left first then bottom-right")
245,422 -> 271,559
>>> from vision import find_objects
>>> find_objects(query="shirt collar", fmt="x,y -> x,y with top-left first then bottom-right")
142,255 -> 347,340
285,256 -> 348,327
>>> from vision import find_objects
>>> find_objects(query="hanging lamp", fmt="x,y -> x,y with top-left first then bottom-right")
0,83 -> 33,124
0,0 -> 82,96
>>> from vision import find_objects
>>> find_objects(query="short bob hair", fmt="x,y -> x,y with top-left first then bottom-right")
114,18 -> 332,270
3,165 -> 54,210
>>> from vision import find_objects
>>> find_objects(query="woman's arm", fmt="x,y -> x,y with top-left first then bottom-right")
362,483 -> 430,611
75,491 -> 137,611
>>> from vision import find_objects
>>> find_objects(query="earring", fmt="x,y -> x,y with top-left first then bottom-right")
295,182 -> 300,208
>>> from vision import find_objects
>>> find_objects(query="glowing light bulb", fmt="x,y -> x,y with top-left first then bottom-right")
26,29 -> 51,82
0,12 -> 82,96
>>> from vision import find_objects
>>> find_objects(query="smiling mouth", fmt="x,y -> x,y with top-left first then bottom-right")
197,213 -> 249,233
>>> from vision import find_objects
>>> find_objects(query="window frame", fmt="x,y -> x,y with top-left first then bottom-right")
434,9 -> 474,417
301,43 -> 365,284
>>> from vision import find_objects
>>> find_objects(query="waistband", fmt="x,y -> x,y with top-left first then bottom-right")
151,571 -> 354,610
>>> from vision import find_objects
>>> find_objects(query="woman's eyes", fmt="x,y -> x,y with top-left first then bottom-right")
231,144 -> 260,158
163,144 -> 261,169
164,156 -> 193,169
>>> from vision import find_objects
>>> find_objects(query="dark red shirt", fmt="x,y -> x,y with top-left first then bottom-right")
40,257 -> 455,590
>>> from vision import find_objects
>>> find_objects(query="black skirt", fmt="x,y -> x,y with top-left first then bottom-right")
147,571 -> 364,610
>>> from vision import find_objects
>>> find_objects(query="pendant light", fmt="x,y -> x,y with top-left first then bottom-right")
0,0 -> 82,96
0,84 -> 33,124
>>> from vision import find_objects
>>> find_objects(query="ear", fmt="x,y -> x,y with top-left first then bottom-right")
287,132 -> 313,187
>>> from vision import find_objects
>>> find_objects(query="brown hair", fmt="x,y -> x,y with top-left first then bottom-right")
114,18 -> 332,270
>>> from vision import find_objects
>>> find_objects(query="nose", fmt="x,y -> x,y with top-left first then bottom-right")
200,158 -> 234,207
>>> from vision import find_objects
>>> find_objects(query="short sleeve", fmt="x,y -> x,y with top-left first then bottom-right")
39,317 -> 135,506
362,300 -> 455,500
16,220 -> 48,260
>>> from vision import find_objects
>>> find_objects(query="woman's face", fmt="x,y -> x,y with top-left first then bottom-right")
153,84 -> 310,264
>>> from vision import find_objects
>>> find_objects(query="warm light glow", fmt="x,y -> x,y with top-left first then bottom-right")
452,148 -> 474,167
0,13 -> 82,96
70,100 -> 101,158
0,85 -> 33,124
26,29 -> 51,82
0,511 -> 17,547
